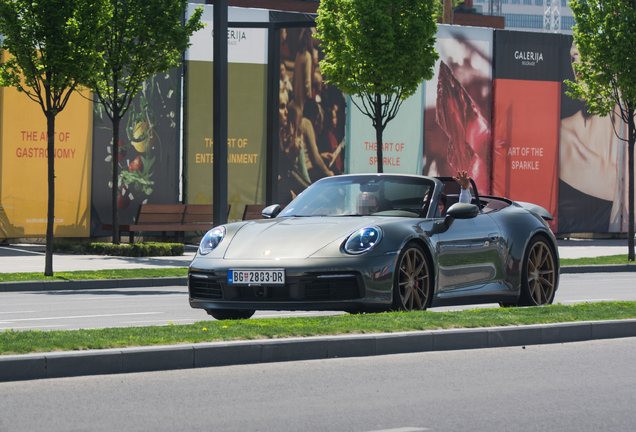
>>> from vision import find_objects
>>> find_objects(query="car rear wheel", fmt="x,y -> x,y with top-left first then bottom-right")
206,309 -> 256,320
518,237 -> 557,306
392,243 -> 432,311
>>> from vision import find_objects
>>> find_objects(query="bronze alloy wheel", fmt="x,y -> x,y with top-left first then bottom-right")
521,238 -> 556,306
394,244 -> 431,311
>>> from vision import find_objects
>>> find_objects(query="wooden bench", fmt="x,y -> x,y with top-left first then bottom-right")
242,204 -> 287,220
102,204 -> 228,243
242,204 -> 268,221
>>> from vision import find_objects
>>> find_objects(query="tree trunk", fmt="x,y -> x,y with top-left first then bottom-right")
374,93 -> 384,173
45,113 -> 56,276
111,115 -> 121,245
628,107 -> 634,261
443,0 -> 453,24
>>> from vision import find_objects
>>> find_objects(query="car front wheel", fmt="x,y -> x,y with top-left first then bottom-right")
392,243 -> 432,311
206,309 -> 256,320
518,237 -> 557,306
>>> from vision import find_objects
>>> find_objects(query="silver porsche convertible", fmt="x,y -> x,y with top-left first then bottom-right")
189,174 -> 559,320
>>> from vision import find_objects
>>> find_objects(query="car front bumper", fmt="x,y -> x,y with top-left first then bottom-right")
188,253 -> 399,312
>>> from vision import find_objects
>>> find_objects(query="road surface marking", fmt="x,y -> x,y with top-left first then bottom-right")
0,311 -> 36,315
365,428 -> 429,432
0,325 -> 69,330
0,312 -> 162,324
562,299 -> 614,303
121,319 -> 200,324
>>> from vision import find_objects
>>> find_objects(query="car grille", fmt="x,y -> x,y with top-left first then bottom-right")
304,277 -> 361,300
189,273 -> 223,300
188,272 -> 364,302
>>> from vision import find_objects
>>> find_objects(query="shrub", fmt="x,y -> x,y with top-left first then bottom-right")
58,242 -> 184,257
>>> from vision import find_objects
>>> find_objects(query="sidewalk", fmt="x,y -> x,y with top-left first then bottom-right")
0,244 -> 196,273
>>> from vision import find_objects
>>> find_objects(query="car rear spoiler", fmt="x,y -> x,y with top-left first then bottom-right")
516,202 -> 553,221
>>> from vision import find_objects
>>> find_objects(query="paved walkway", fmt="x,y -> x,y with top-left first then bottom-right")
0,244 -> 196,273
0,239 -> 631,274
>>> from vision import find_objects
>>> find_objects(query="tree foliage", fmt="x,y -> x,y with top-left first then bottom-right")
85,0 -> 204,244
567,0 -> 636,260
316,0 -> 438,172
0,0 -> 107,275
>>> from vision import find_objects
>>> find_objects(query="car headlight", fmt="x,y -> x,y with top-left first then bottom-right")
344,226 -> 382,255
199,226 -> 226,255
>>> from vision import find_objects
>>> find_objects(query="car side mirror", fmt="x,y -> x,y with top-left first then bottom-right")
433,203 -> 480,234
262,204 -> 281,219
446,203 -> 479,220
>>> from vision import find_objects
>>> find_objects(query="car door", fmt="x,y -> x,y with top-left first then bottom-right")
434,212 -> 502,293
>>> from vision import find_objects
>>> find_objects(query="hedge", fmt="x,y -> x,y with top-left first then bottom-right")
54,242 -> 185,257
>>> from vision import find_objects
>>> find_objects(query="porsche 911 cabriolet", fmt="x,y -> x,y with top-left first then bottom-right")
188,174 -> 559,320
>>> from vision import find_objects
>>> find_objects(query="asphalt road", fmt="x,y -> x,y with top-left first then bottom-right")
1,337 -> 634,432
1,272 -> 635,331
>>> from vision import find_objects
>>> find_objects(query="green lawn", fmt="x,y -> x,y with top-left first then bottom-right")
1,301 -> 635,355
560,255 -> 634,266
0,255 -> 633,283
0,268 -> 188,282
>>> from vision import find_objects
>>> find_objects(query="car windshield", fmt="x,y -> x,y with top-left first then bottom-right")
279,175 -> 434,217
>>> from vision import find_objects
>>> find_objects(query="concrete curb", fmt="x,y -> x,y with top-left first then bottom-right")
0,277 -> 187,292
1,264 -> 635,293
560,264 -> 636,273
2,319 -> 635,383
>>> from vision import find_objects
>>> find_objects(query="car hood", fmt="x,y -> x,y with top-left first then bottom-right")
224,216 -> 382,259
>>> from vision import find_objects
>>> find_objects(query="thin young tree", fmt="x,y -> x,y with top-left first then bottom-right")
0,0 -> 107,276
315,0 -> 438,172
567,0 -> 636,261
88,0 -> 203,244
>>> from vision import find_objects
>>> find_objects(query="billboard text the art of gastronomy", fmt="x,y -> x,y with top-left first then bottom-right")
0,60 -> 93,239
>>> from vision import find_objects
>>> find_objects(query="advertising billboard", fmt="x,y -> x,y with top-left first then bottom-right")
277,24 -> 347,204
491,30 -> 561,232
0,61 -> 93,239
423,25 -> 494,194
90,68 -> 182,236
184,5 -> 269,221
345,88 -> 424,176
558,34 -> 625,233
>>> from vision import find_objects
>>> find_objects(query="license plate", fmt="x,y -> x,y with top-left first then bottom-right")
228,269 -> 285,285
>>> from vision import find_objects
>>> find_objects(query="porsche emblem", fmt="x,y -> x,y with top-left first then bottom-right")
263,250 -> 272,255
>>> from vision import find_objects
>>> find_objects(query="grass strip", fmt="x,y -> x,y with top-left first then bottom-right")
0,268 -> 188,282
0,255 -> 634,283
1,301 -> 635,355
560,255 -> 635,266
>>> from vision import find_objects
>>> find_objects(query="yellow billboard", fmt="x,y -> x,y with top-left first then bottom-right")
0,80 -> 93,239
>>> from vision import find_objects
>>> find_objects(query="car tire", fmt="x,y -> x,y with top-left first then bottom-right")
206,309 -> 256,320
392,243 -> 432,311
518,236 -> 557,306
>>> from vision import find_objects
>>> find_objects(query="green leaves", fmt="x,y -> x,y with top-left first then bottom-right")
316,0 -> 438,99
316,0 -> 438,171
86,0 -> 204,120
568,0 -> 636,118
0,0 -> 107,111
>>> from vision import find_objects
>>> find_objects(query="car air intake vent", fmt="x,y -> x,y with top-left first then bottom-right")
304,276 -> 361,300
189,275 -> 223,300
